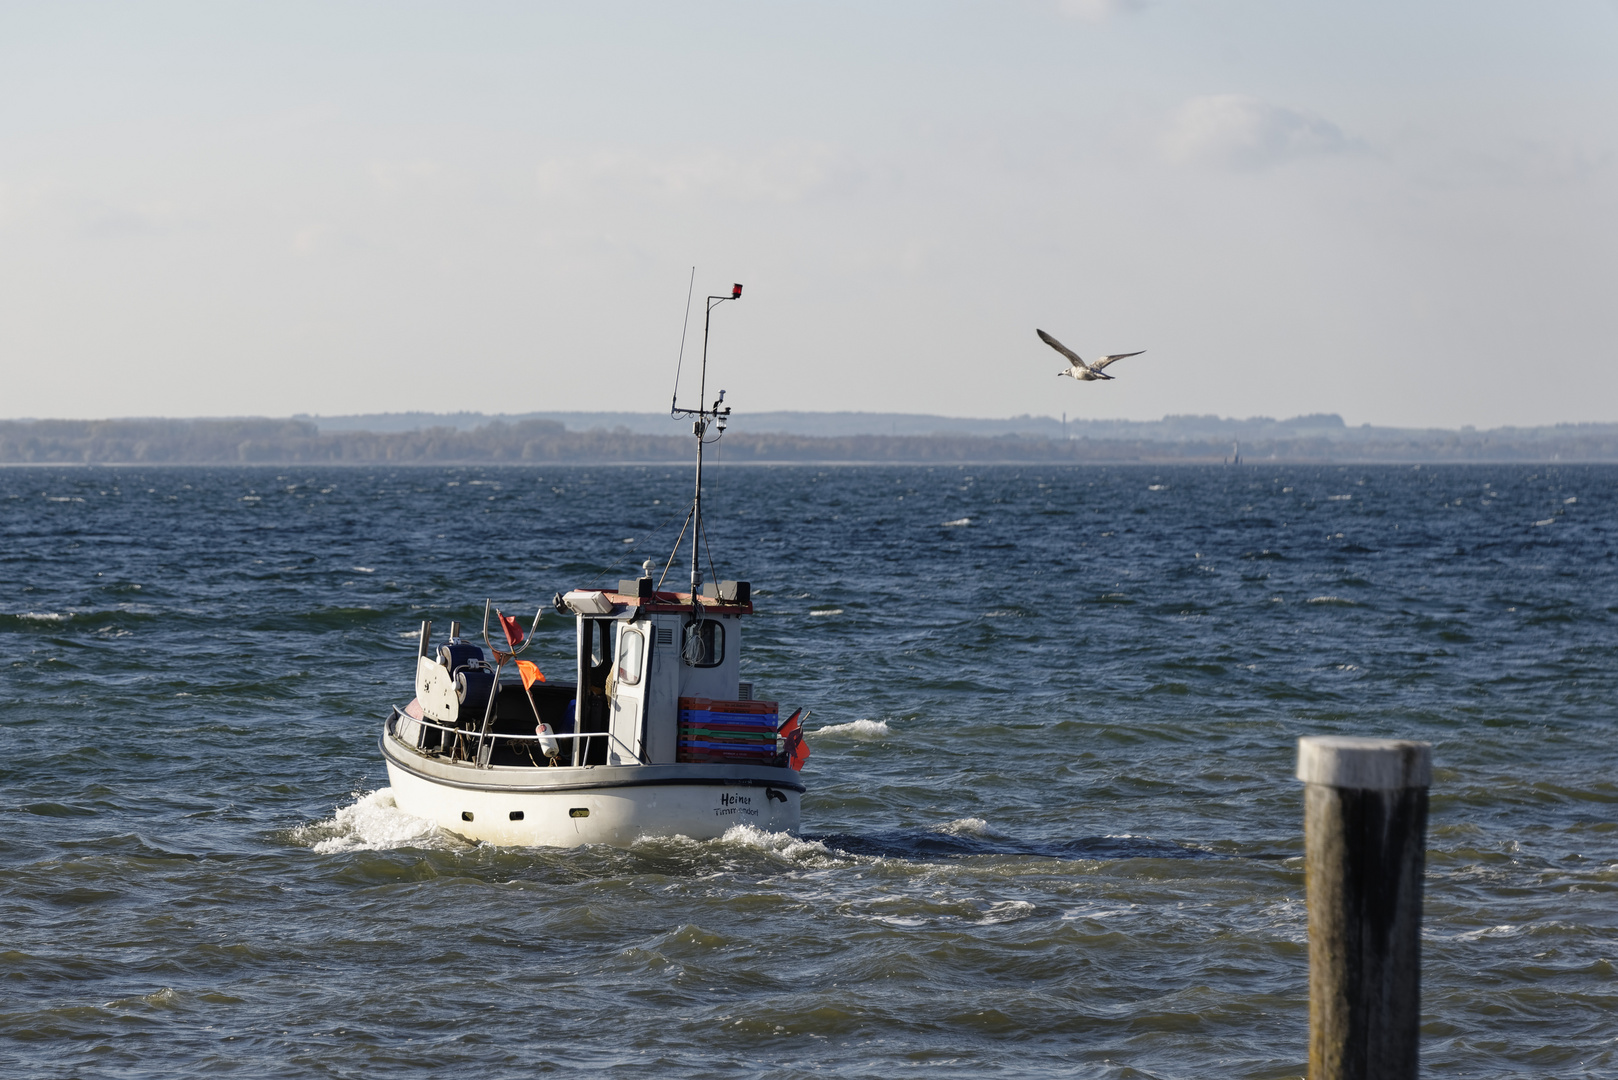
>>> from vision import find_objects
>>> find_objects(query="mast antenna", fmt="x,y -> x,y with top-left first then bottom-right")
669,267 -> 697,413
670,282 -> 742,597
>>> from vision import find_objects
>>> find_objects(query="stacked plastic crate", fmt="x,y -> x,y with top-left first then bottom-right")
677,697 -> 779,764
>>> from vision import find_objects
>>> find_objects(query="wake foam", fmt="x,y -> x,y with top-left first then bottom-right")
635,824 -> 852,867
717,823 -> 843,863
293,788 -> 454,853
812,719 -> 890,740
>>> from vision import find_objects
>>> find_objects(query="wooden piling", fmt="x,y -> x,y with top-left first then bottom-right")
1297,736 -> 1432,1080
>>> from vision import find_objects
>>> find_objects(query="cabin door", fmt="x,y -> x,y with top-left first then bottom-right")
609,623 -> 649,764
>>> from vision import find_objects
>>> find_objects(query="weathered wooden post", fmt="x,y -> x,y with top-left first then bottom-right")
1297,736 -> 1432,1080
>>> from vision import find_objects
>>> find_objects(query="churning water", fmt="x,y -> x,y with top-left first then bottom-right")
2,463 -> 1614,1078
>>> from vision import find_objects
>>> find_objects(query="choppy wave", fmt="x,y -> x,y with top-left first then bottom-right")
6,462 -> 1617,1078
932,816 -> 1004,838
811,718 -> 890,739
979,899 -> 1037,924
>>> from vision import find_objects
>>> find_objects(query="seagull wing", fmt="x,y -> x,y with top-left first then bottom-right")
1091,350 -> 1145,372
1037,329 -> 1088,369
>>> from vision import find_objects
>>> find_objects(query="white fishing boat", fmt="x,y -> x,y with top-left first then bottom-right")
378,282 -> 810,846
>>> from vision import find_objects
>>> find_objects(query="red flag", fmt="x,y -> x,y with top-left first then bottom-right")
777,708 -> 801,741
497,610 -> 525,649
778,708 -> 810,770
788,730 -> 810,771
515,659 -> 545,689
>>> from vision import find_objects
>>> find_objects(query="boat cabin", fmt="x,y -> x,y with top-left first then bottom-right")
409,577 -> 765,770
562,577 -> 753,766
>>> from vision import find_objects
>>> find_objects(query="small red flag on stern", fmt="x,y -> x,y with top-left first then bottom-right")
778,708 -> 810,770
497,610 -> 525,649
778,708 -> 801,741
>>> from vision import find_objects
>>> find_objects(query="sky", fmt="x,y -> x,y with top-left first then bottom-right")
1,1 -> 1615,428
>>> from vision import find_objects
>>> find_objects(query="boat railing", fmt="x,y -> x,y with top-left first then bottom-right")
390,707 -> 641,766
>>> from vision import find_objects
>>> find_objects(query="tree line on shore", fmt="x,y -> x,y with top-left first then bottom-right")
3,416 -> 1617,464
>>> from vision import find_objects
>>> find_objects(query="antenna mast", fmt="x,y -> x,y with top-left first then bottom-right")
670,282 -> 742,596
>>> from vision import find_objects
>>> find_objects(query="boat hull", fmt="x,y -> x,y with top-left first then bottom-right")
380,723 -> 802,847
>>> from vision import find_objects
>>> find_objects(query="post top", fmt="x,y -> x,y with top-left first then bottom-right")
1296,736 -> 1432,790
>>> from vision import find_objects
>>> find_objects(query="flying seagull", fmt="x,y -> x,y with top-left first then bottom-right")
1037,329 -> 1144,382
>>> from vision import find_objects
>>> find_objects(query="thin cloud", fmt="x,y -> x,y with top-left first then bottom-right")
534,142 -> 864,205
1162,94 -> 1355,169
84,201 -> 202,239
1057,0 -> 1151,22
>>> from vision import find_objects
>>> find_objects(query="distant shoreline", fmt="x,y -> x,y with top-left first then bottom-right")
4,413 -> 1617,465
7,458 -> 1617,469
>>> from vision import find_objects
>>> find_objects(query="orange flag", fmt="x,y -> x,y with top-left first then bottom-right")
515,659 -> 545,689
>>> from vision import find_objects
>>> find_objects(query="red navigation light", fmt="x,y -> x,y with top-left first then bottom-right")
732,283 -> 743,298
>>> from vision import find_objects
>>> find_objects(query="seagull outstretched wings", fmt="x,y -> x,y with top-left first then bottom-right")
1037,328 -> 1086,368
1091,350 -> 1145,372
1037,329 -> 1145,382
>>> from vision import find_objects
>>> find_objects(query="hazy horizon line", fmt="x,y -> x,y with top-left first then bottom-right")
6,410 -> 1618,432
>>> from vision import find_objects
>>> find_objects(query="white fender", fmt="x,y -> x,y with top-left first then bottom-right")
536,722 -> 560,759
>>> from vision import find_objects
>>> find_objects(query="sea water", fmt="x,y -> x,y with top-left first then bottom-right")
2,463 -> 1614,1078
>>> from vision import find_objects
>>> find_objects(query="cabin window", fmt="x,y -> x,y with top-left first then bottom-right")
617,629 -> 644,686
590,620 -> 613,667
682,619 -> 724,668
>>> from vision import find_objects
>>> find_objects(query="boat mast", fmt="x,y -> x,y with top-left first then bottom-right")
671,282 -> 741,595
